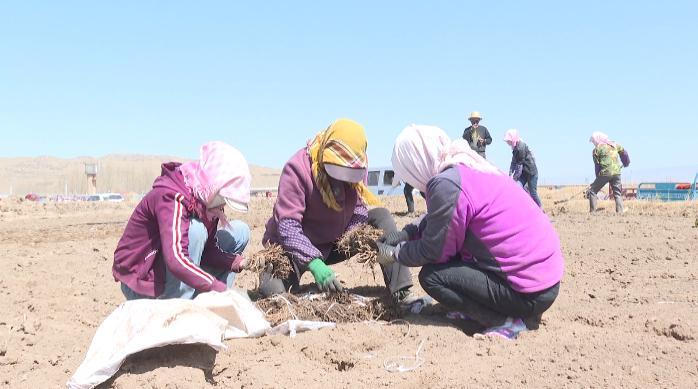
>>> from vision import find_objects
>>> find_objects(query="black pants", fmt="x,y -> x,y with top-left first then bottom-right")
259,208 -> 414,297
404,183 -> 415,213
419,260 -> 559,328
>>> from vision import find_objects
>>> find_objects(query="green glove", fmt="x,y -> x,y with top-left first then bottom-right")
308,258 -> 343,293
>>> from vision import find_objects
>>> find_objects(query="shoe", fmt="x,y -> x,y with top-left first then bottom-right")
523,313 -> 542,330
392,288 -> 434,314
482,317 -> 528,340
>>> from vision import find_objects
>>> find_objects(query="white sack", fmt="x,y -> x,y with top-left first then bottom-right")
67,299 -> 228,389
68,289 -> 334,389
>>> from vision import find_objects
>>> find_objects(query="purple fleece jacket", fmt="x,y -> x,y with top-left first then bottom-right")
112,163 -> 242,297
263,149 -> 368,273
395,164 -> 564,293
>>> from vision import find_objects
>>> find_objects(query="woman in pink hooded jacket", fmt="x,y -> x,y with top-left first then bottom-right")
112,141 -> 252,300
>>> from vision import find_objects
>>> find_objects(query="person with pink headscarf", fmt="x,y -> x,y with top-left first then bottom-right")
503,129 -> 542,207
588,132 -> 630,213
376,125 -> 564,340
112,141 -> 252,300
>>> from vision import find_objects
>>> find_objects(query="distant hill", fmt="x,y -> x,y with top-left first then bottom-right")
0,155 -> 280,195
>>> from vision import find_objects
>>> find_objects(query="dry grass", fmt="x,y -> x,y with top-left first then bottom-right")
336,224 -> 383,265
0,155 -> 280,195
246,243 -> 293,279
538,187 -> 698,217
255,291 -> 399,326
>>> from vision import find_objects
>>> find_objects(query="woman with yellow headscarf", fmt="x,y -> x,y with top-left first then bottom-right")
261,119 -> 414,298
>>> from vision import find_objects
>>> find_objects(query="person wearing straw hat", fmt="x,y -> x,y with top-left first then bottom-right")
462,111 -> 492,159
261,119 -> 414,300
377,125 -> 563,339
113,141 -> 252,300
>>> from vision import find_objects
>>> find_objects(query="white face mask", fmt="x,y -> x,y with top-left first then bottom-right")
207,194 -> 226,209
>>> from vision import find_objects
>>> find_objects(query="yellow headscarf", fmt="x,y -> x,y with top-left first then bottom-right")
307,118 -> 381,211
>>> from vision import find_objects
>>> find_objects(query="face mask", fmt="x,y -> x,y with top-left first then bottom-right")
207,194 -> 226,209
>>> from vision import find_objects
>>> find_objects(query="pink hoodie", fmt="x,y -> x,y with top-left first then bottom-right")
112,163 -> 244,297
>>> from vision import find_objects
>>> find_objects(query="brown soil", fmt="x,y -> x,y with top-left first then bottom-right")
0,194 -> 696,388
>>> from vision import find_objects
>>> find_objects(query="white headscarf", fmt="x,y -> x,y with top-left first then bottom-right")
589,131 -> 617,147
503,129 -> 521,148
391,124 -> 502,193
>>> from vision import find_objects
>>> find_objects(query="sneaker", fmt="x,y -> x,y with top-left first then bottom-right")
392,289 -> 434,314
446,311 -> 472,321
392,288 -> 411,304
482,317 -> 528,340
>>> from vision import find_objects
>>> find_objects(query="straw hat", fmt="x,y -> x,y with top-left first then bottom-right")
468,111 -> 482,120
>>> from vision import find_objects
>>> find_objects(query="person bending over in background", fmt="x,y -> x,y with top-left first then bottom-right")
261,119 -> 414,301
588,132 -> 630,213
377,124 -> 564,340
504,129 -> 542,207
113,141 -> 252,300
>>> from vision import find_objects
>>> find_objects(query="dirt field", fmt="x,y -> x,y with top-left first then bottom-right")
1,192 -> 696,388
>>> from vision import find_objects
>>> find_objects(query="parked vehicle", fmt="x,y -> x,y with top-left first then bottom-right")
102,193 -> 125,202
366,167 -> 412,196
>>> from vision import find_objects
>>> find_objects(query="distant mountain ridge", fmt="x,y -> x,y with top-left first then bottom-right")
0,154 -> 280,195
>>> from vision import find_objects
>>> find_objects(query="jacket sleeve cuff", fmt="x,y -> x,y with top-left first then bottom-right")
211,280 -> 227,293
229,254 -> 246,272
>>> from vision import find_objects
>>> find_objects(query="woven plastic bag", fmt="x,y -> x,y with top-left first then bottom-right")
67,289 -> 271,389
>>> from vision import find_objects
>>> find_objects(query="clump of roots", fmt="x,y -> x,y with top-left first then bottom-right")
247,243 -> 293,280
255,291 -> 400,326
336,224 -> 383,266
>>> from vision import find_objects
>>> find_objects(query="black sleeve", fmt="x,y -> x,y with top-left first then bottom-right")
394,174 -> 465,267
462,128 -> 470,141
482,126 -> 492,145
512,143 -> 525,164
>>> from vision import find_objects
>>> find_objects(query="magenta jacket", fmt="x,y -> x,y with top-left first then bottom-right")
112,163 -> 242,297
263,149 -> 368,273
395,165 -> 564,293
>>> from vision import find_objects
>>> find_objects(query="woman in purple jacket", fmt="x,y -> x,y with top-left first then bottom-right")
261,119 -> 414,299
113,141 -> 252,300
376,125 -> 564,339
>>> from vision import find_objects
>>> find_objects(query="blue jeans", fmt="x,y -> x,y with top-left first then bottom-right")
517,173 -> 542,207
121,219 -> 250,300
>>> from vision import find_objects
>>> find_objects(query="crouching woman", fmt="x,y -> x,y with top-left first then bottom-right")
377,125 -> 564,339
113,141 -> 252,300
261,119 -> 413,299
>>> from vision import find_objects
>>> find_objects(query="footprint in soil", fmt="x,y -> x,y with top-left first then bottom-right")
646,319 -> 695,342
300,347 -> 357,371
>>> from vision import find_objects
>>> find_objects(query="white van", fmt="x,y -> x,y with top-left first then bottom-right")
366,167 -> 407,196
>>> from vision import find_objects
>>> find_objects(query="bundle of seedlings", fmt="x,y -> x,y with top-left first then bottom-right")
336,224 -> 383,266
255,291 -> 400,326
246,243 -> 293,280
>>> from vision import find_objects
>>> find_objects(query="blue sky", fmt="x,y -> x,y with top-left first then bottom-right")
1,1 -> 697,183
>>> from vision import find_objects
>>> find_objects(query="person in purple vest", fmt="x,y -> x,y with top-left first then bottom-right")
376,124 -> 564,339
261,119 -> 414,301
